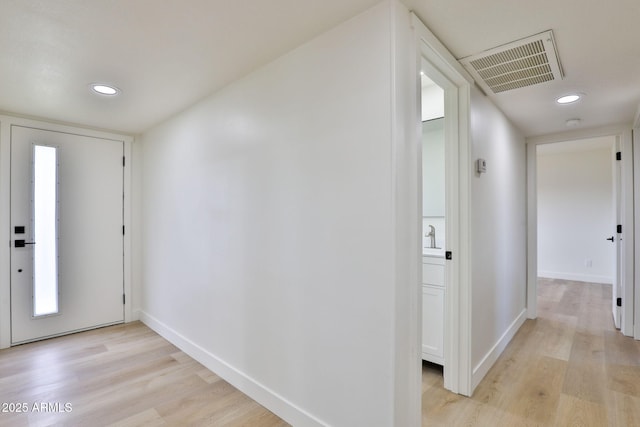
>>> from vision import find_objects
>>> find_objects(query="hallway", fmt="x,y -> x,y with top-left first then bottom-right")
422,278 -> 640,426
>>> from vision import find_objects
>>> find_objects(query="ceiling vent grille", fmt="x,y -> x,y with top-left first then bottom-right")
460,30 -> 564,94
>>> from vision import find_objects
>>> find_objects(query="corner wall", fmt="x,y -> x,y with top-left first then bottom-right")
139,2 -> 416,425
469,87 -> 528,388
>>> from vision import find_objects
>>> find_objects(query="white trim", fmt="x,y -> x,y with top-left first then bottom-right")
0,114 -> 133,141
538,271 -> 613,285
621,129 -> 634,337
526,142 -> 538,319
410,13 -> 474,85
139,311 -> 327,427
633,105 -> 640,129
472,309 -> 527,390
0,113 -> 134,349
411,12 -> 473,397
391,3 -> 421,426
526,124 -> 632,145
633,127 -> 640,340
0,119 -> 10,348
123,139 -> 133,323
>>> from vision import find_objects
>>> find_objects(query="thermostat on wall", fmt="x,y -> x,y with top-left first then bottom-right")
476,158 -> 487,174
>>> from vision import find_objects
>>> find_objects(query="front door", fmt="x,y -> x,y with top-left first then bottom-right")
10,125 -> 124,344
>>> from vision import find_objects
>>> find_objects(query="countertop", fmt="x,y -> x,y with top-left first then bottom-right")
422,247 -> 445,258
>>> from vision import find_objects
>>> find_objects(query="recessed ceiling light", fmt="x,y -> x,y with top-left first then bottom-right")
556,94 -> 581,104
91,84 -> 119,96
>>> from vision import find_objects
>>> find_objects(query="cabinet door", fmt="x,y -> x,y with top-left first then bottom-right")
422,285 -> 444,364
422,260 -> 445,286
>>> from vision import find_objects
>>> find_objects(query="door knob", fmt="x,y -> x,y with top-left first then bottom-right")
14,240 -> 35,248
606,236 -> 615,242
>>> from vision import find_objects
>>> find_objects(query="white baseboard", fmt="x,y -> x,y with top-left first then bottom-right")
472,309 -> 527,391
538,271 -> 613,285
139,311 -> 326,427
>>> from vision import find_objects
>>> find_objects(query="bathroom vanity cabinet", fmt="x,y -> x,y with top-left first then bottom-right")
422,254 -> 445,365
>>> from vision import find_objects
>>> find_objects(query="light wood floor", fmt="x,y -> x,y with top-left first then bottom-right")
3,279 -> 639,426
0,322 -> 289,427
423,278 -> 640,426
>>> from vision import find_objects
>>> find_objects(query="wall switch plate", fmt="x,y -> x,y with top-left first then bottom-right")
476,158 -> 487,174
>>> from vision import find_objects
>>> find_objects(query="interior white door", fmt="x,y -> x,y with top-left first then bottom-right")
10,125 -> 124,344
613,143 -> 622,329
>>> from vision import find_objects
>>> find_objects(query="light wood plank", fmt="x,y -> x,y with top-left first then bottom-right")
1,279 -> 638,427
609,390 -> 640,426
553,393 -> 607,427
423,279 -> 640,426
0,322 -> 288,426
107,408 -> 166,427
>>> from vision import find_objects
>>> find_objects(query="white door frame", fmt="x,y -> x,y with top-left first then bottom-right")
526,126 -> 635,337
412,13 -> 474,396
0,114 -> 134,349
633,123 -> 640,340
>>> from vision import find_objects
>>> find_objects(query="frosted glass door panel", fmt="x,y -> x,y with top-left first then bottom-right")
33,145 -> 59,317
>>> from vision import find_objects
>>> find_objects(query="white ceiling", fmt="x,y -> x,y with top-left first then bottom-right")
0,0 -> 381,134
2,1 -> 640,137
406,0 -> 640,137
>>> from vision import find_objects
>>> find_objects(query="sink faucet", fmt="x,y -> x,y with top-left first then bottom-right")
425,225 -> 436,248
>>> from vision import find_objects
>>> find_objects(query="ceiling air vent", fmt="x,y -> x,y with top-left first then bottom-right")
460,30 -> 564,94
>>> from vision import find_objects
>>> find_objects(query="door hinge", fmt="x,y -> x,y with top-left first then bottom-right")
123,156 -> 126,167
617,224 -> 622,234
616,151 -> 622,161
617,297 -> 622,307
123,294 -> 126,305
122,225 -> 125,235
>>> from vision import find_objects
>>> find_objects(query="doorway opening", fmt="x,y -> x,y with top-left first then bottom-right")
412,11 -> 473,401
527,130 -> 634,337
420,72 -> 446,381
535,137 -> 618,326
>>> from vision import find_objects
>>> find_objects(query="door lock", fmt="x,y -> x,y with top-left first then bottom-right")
14,240 -> 35,248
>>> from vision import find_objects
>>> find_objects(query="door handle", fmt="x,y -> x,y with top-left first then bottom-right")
14,240 -> 35,248
606,236 -> 615,242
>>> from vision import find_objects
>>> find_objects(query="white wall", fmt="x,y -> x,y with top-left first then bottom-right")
421,83 -> 444,121
139,2 -> 416,426
469,87 -> 527,387
422,119 -> 445,216
537,146 -> 615,283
